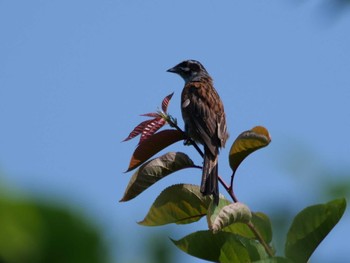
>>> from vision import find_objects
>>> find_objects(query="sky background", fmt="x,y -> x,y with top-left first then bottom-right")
1,1 -> 350,262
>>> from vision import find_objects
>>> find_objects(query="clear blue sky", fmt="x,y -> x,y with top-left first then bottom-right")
1,1 -> 349,262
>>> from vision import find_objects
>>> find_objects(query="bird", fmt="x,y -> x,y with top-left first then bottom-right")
167,60 -> 228,204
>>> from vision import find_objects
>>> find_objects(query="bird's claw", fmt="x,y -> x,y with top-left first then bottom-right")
183,138 -> 192,146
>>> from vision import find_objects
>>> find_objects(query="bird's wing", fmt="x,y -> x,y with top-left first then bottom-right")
182,82 -> 223,156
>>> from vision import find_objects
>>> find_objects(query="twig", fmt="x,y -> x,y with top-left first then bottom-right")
166,113 -> 273,257
218,176 -> 239,203
165,114 -> 204,157
166,114 -> 237,201
230,171 -> 236,190
246,221 -> 274,257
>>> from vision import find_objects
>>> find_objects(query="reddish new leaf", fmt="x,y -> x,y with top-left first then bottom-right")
124,117 -> 166,143
140,113 -> 160,118
162,92 -> 174,112
126,129 -> 185,172
140,118 -> 166,143
123,93 -> 174,143
123,119 -> 152,142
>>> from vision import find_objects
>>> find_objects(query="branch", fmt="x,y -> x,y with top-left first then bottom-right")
165,114 -> 238,202
165,113 -> 273,257
246,221 -> 274,257
165,114 -> 204,157
218,176 -> 239,203
230,170 -> 236,190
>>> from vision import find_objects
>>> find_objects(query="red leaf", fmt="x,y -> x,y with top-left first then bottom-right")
126,129 -> 185,172
122,119 -> 152,142
162,92 -> 174,112
140,118 -> 166,143
123,93 -> 174,143
140,113 -> 160,118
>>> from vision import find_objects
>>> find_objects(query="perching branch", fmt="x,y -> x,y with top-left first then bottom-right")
247,221 -> 274,257
165,113 -> 274,257
165,113 -> 239,202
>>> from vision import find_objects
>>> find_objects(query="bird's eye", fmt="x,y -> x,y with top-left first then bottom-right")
189,63 -> 200,72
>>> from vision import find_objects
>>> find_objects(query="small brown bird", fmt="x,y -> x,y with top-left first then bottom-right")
167,60 -> 228,204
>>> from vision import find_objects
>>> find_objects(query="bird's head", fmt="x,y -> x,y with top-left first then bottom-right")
167,60 -> 210,83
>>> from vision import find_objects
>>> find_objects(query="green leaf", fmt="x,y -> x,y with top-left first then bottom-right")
285,198 -> 347,263
126,129 -> 184,172
138,184 -> 212,226
238,237 -> 269,261
253,257 -> 293,263
0,196 -> 108,263
251,212 -> 273,244
171,231 -> 251,263
229,126 -> 271,174
207,198 -> 230,228
120,152 -> 198,202
224,212 -> 273,244
207,200 -> 252,233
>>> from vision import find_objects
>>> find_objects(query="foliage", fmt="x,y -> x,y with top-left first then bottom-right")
121,94 -> 347,262
0,195 -> 108,263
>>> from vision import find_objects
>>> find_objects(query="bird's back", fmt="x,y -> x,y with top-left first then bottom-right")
181,77 -> 228,156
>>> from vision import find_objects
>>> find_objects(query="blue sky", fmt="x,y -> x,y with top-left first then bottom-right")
1,1 -> 350,262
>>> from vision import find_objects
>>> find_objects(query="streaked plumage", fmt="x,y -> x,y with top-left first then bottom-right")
167,60 -> 228,204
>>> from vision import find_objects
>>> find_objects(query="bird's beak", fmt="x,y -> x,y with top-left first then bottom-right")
166,66 -> 177,73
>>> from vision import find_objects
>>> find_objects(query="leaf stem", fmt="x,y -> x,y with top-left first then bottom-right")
218,176 -> 239,203
166,114 -> 238,202
165,114 -> 204,157
230,171 -> 236,190
246,221 -> 274,257
166,113 -> 273,257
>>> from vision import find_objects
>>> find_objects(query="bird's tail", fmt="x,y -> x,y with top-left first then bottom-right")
201,147 -> 219,205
